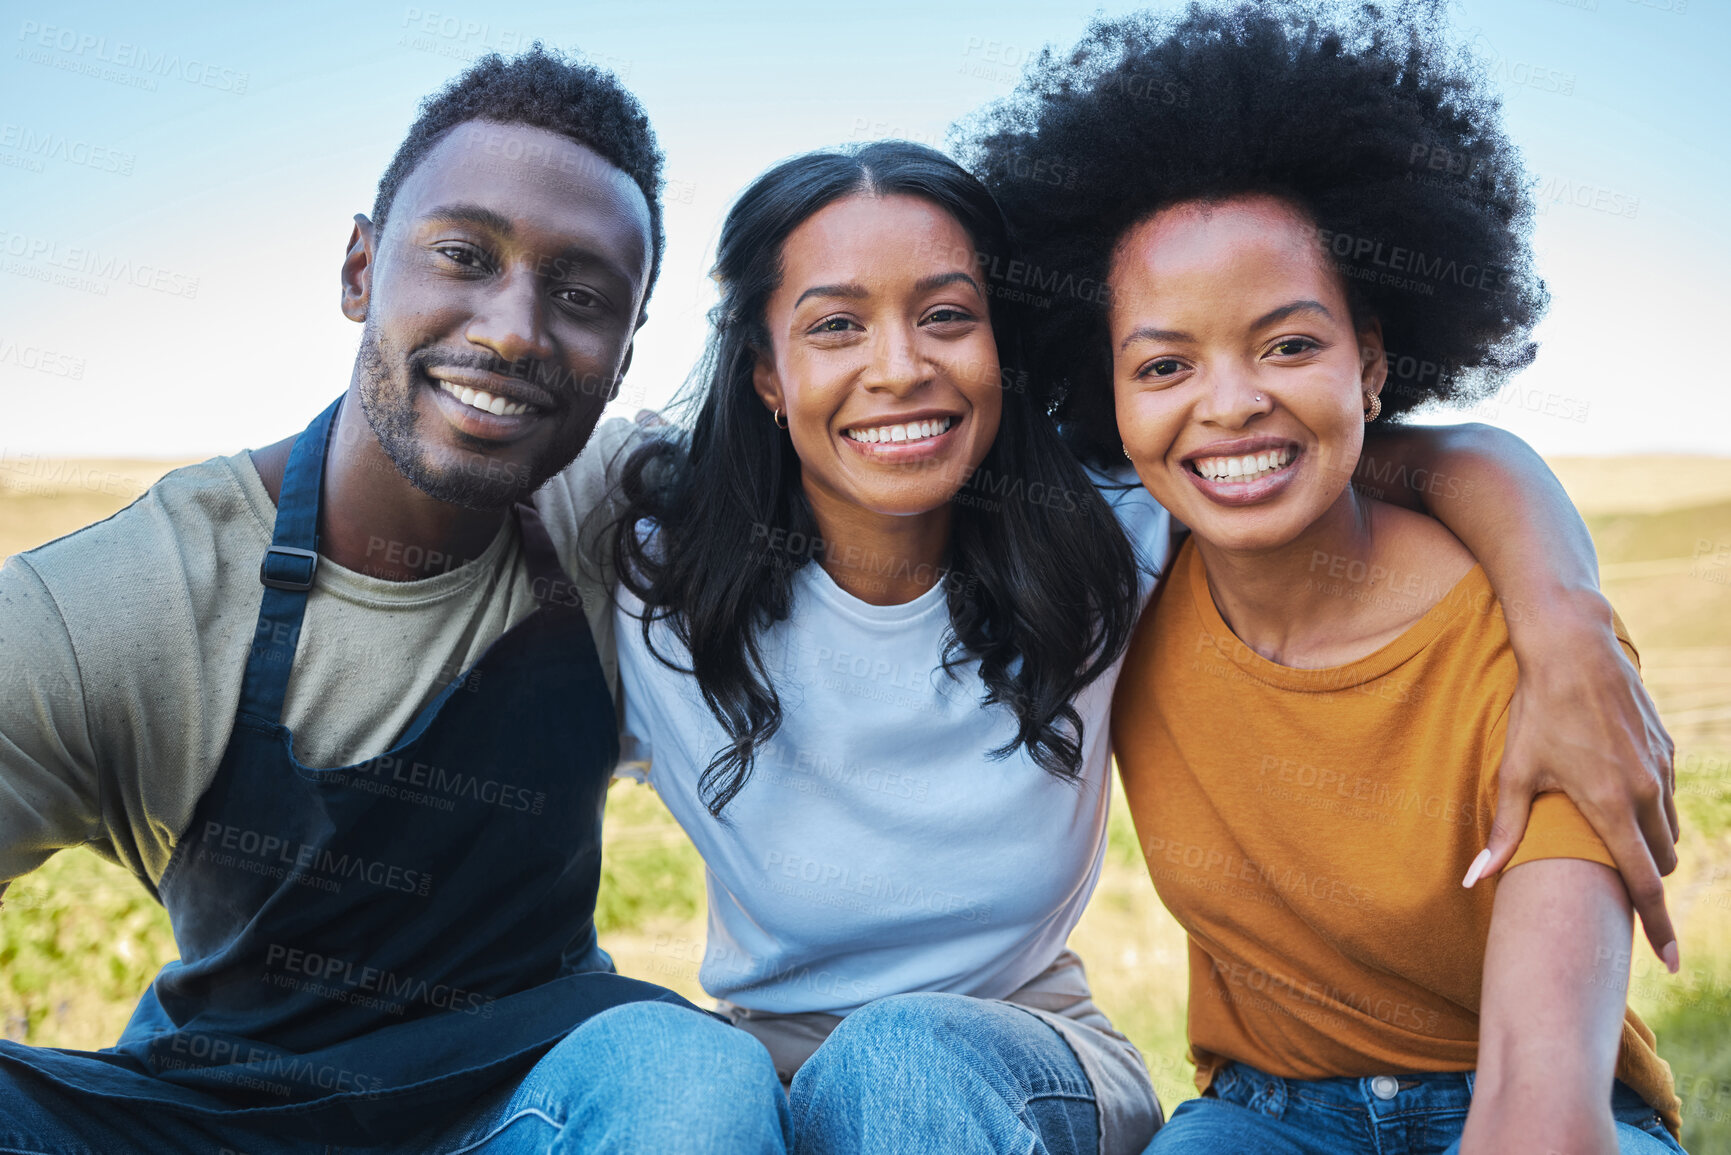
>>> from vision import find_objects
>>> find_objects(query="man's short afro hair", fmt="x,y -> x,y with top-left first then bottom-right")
958,0 -> 1548,451
371,44 -> 666,306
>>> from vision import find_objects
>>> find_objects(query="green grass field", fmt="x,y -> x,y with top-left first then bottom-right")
4,455 -> 1729,1148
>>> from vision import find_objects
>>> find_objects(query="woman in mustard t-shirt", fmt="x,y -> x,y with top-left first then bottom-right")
969,4 -> 1686,1153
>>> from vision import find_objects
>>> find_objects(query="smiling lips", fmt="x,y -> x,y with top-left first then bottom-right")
438,379 -> 537,418
843,416 -> 956,445
1190,446 -> 1295,484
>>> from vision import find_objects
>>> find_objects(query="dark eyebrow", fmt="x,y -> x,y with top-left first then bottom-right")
420,202 -> 636,287
1118,299 -> 1335,351
793,282 -> 868,309
793,272 -> 984,312
1119,325 -> 1194,351
1252,299 -> 1333,329
915,271 -> 983,297
420,203 -> 515,237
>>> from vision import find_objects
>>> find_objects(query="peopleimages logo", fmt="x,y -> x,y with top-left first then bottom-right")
0,336 -> 85,379
0,123 -> 134,174
16,21 -> 249,93
0,228 -> 200,299
1309,226 -> 1515,296
196,821 -> 433,897
263,943 -> 497,1018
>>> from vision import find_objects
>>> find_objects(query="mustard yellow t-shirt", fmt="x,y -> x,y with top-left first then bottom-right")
1112,538 -> 1679,1136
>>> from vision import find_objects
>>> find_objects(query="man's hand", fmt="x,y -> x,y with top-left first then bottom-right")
1468,596 -> 1680,972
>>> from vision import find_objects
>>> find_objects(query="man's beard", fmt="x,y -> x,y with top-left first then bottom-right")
353,321 -> 578,511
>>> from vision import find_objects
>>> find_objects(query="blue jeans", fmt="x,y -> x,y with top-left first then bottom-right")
789,992 -> 1099,1155
0,1001 -> 790,1154
1145,1061 -> 1685,1154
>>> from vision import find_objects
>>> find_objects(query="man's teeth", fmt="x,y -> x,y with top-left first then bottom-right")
1192,447 -> 1295,483
438,380 -> 532,417
843,416 -> 956,445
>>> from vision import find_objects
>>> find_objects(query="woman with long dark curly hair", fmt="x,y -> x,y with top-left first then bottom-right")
967,2 -> 1685,1151
611,141 -> 1166,1155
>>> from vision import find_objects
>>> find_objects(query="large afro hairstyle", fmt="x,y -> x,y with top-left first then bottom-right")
957,0 -> 1549,459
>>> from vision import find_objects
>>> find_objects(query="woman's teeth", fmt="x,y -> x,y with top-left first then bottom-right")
1192,447 -> 1295,483
438,380 -> 533,417
843,416 -> 956,445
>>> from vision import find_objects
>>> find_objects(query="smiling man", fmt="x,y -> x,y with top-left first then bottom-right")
0,49 -> 787,1154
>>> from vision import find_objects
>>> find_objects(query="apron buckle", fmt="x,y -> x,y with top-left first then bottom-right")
260,545 -> 319,591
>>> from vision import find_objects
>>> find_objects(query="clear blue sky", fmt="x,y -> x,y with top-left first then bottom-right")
1,0 -> 1725,456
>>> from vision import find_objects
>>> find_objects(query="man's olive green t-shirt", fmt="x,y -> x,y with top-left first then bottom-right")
0,417 -> 640,895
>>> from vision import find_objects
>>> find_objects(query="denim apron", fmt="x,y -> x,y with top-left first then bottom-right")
0,398 -> 689,1144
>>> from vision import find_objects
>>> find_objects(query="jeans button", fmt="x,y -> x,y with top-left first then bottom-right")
1371,1075 -> 1400,1100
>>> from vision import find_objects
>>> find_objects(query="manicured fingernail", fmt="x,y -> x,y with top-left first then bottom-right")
1461,849 -> 1491,889
1662,941 -> 1680,975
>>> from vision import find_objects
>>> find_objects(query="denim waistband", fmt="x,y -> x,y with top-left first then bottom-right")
1209,1061 -> 1476,1122
1208,1061 -> 1660,1130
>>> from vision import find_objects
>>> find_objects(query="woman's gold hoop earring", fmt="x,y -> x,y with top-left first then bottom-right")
773,407 -> 788,430
1363,393 -> 1382,423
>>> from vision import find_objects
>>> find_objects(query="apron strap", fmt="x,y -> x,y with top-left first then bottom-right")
237,402 -> 585,723
238,396 -> 342,724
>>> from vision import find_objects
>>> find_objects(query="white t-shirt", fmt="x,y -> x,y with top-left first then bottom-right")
615,469 -> 1170,1015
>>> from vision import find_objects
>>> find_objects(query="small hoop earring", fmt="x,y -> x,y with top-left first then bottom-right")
1363,393 -> 1382,423
773,407 -> 788,430
1122,444 -> 1133,463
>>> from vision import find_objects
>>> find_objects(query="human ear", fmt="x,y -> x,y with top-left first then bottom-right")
341,214 -> 377,323
1357,317 -> 1388,399
751,348 -> 785,418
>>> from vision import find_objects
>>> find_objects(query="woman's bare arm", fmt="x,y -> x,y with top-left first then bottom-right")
1461,856 -> 1631,1154
1360,421 -> 1678,969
